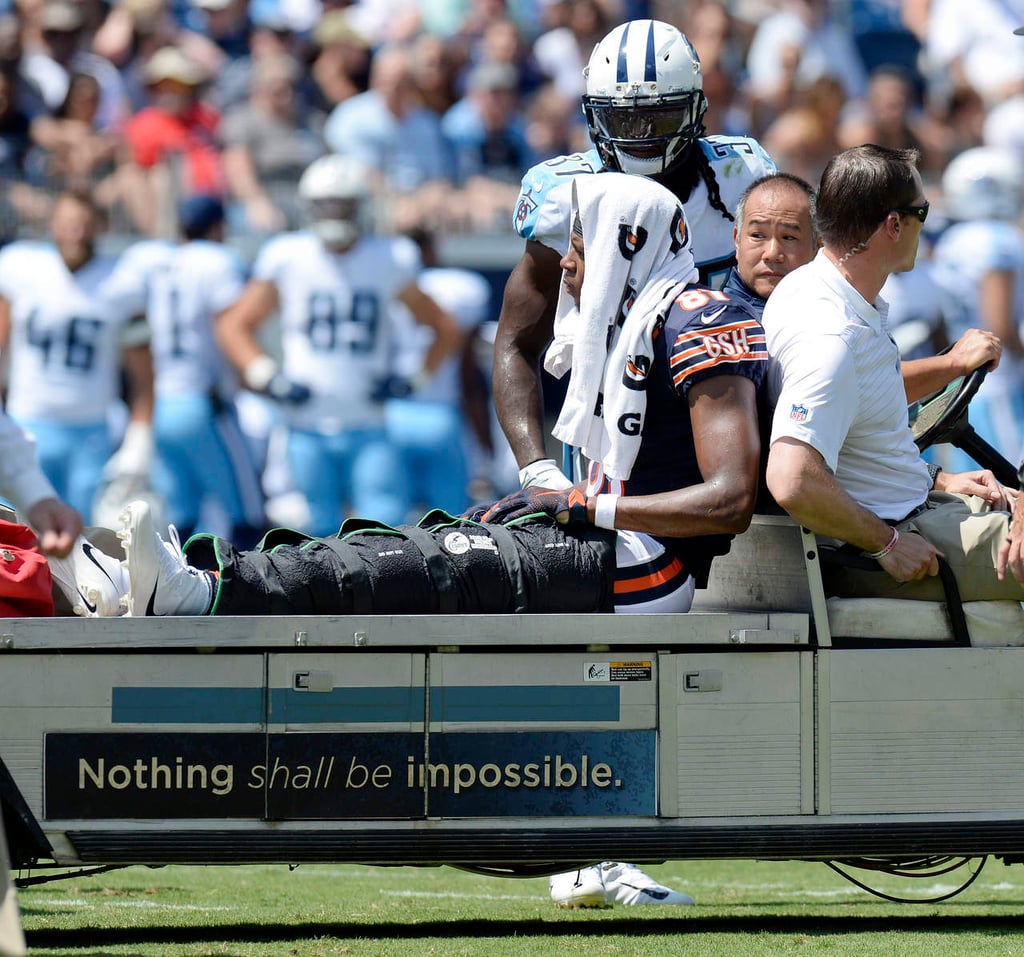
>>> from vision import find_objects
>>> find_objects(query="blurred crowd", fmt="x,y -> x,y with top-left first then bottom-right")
0,0 -> 1022,538
0,0 -> 1019,240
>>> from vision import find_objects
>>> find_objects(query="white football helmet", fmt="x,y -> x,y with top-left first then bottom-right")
298,154 -> 371,248
582,19 -> 707,176
942,147 -> 1023,222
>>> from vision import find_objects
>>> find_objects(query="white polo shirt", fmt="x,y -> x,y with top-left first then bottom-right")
762,249 -> 931,521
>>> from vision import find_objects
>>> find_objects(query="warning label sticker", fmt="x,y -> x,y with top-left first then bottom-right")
583,661 -> 653,682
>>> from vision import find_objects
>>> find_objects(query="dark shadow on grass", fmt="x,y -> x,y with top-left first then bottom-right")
24,913 -> 1024,949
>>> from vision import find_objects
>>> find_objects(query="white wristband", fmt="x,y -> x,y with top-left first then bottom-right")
243,355 -> 278,392
594,493 -> 619,530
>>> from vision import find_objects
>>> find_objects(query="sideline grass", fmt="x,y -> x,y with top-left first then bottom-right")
18,858 -> 1024,956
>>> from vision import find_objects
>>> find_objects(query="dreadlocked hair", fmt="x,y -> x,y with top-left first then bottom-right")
694,127 -> 733,223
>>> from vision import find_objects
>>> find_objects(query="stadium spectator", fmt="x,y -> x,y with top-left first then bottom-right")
523,80 -> 585,160
745,0 -> 867,135
306,11 -> 371,130
922,0 -> 1024,111
222,52 -> 324,234
474,16 -> 546,100
323,44 -> 450,194
761,74 -> 844,186
22,0 -> 131,131
838,64 -> 946,178
123,45 -> 224,232
531,0 -> 608,101
408,31 -> 458,117
0,189 -> 153,520
29,72 -> 122,192
443,60 -> 535,185
0,69 -> 50,236
0,12 -> 49,120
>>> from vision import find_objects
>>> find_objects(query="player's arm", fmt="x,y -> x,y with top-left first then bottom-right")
491,239 -> 563,470
766,437 -> 939,582
604,375 -> 761,538
213,277 -> 310,404
0,294 -> 10,356
980,269 -> 1023,357
396,282 -> 464,381
901,327 -> 1001,402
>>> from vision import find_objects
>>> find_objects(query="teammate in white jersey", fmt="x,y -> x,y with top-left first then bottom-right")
216,155 -> 462,537
932,146 -> 1024,471
0,190 -> 152,519
110,196 -> 266,547
494,19 -> 776,489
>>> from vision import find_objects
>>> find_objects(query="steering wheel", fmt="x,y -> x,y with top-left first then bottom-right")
908,360 -> 990,451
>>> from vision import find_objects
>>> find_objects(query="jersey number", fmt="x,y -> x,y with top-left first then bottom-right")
26,312 -> 102,371
307,291 -> 378,353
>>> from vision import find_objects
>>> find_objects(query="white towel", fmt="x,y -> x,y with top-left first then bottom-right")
545,172 -> 698,480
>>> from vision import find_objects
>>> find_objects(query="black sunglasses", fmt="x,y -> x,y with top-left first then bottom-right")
892,200 -> 929,223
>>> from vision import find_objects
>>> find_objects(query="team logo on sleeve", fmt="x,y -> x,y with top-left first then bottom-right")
669,205 -> 688,253
618,223 -> 648,260
621,354 -> 651,390
790,404 -> 808,422
515,189 -> 537,229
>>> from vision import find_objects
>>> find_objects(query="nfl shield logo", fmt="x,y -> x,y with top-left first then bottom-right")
790,404 -> 808,422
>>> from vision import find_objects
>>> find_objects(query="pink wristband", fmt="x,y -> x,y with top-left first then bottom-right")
866,526 -> 899,560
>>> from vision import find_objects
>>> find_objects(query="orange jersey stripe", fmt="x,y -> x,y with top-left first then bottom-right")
614,557 -> 686,595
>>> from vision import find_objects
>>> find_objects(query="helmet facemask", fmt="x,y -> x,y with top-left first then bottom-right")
583,89 -> 707,175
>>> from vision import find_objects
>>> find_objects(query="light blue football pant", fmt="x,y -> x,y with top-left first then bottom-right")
385,398 -> 470,520
15,417 -> 111,519
153,393 -> 265,533
287,426 -> 407,537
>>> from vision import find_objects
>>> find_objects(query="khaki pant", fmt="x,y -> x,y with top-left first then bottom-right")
827,492 -> 1020,603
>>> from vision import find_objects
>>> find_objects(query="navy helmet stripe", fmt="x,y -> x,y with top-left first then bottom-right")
616,22 -> 630,83
644,20 -> 656,81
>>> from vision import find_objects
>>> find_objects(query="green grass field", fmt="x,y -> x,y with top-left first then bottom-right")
17,858 -> 1024,957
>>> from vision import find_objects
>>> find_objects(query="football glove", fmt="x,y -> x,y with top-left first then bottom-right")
265,373 -> 312,405
480,486 -> 589,525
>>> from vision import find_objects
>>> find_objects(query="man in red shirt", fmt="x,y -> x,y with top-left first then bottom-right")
125,46 -> 224,204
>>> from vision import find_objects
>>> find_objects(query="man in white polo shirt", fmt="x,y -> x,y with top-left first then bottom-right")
763,144 -> 1024,602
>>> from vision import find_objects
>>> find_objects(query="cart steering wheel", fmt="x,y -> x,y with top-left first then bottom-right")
908,361 -> 990,451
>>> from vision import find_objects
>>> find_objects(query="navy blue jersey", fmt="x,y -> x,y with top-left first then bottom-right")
589,272 -> 768,585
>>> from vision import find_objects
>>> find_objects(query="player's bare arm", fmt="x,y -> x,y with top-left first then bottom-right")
492,240 -> 563,468
214,278 -> 279,375
607,375 -> 761,538
397,282 -> 464,378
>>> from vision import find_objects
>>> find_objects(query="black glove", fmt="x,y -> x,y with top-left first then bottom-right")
265,373 -> 312,405
480,487 -> 589,525
371,375 -> 414,401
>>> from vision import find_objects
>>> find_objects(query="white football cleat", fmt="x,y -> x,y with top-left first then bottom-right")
118,500 -> 213,616
550,862 -> 694,908
47,535 -> 129,617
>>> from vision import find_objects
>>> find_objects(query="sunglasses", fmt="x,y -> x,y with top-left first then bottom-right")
892,200 -> 929,223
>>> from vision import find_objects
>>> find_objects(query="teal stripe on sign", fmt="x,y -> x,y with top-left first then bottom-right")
112,687 -> 264,724
112,685 -> 619,724
430,685 -> 619,722
268,687 -> 423,723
